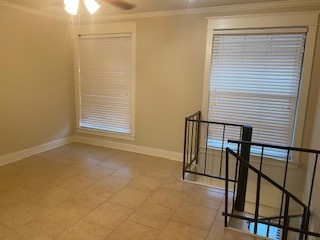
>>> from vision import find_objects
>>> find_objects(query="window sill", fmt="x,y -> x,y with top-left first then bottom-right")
76,128 -> 136,141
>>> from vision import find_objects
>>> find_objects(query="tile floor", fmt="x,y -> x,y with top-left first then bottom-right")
0,143 -> 263,240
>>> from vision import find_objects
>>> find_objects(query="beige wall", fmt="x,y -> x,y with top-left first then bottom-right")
78,14 -> 208,153
303,25 -> 320,236
0,6 -> 75,157
134,15 -> 206,152
77,5 -> 320,155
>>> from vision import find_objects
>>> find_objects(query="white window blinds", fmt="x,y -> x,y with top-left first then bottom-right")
208,32 -> 306,156
78,34 -> 132,134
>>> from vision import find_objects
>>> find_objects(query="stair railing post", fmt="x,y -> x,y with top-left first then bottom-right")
182,117 -> 188,180
234,125 -> 252,212
195,111 -> 201,165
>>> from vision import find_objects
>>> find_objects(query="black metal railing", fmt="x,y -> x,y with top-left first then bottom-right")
224,140 -> 320,240
182,111 -> 252,183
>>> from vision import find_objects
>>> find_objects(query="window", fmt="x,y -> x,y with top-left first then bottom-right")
75,23 -> 136,140
202,14 -> 318,160
208,31 -> 306,158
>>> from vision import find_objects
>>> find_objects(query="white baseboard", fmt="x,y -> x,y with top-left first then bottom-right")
73,135 -> 183,162
0,137 -> 73,166
0,135 -> 183,167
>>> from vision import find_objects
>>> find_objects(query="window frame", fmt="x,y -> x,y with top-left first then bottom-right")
74,22 -> 136,141
202,13 -> 318,163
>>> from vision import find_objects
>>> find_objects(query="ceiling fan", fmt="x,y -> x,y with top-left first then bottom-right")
64,0 -> 136,15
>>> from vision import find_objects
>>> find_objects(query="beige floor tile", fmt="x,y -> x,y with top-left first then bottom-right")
55,146 -> 91,158
173,203 -> 217,230
56,219 -> 113,240
0,201 -> 49,229
40,145 -> 73,155
153,158 -> 181,170
97,158 -> 130,170
108,187 -> 150,209
0,175 -> 24,191
161,177 -> 195,193
84,202 -> 133,229
16,165 -> 53,177
9,157 -> 43,169
37,201 -> 92,231
28,187 -> 75,208
47,165 -> 84,179
108,220 -> 160,240
171,168 -> 184,179
0,145 -> 256,240
110,166 -> 145,180
186,188 -> 224,209
142,167 -> 175,181
157,220 -> 208,240
64,186 -> 113,209
111,152 -> 138,162
57,175 -> 96,192
126,157 -> 158,170
84,148 -> 115,161
92,176 -> 129,192
28,160 -> 63,171
17,175 -> 64,191
207,221 -> 263,240
0,186 -> 36,208
0,224 -> 13,238
67,158 -> 101,169
134,154 -> 159,162
196,185 -> 226,195
0,165 -> 20,178
37,155 -> 73,166
34,149 -> 63,158
147,187 -> 186,210
128,202 -> 175,230
215,202 -> 231,223
80,166 -> 114,179
127,175 -> 162,193
2,220 -> 61,240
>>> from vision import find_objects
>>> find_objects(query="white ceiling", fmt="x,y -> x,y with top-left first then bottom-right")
0,0 -> 287,12
0,0 -> 318,21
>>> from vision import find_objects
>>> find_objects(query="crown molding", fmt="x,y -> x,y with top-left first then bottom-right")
78,0 -> 320,23
206,11 -> 320,21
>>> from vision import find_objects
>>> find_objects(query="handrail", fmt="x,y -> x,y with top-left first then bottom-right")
251,213 -> 304,222
186,118 -> 245,128
228,140 -> 320,154
184,112 -> 320,239
225,145 -> 320,239
183,111 -> 248,183
226,147 -> 308,209
228,139 -> 320,234
223,212 -> 320,238
186,111 -> 244,127
185,111 -> 201,119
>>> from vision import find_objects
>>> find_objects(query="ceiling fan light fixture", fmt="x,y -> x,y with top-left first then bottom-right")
84,0 -> 100,14
64,0 -> 79,15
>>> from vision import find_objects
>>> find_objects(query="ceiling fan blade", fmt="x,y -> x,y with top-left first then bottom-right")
101,0 -> 136,10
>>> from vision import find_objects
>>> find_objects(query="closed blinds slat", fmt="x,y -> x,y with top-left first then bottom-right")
79,35 -> 132,134
208,32 -> 306,155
